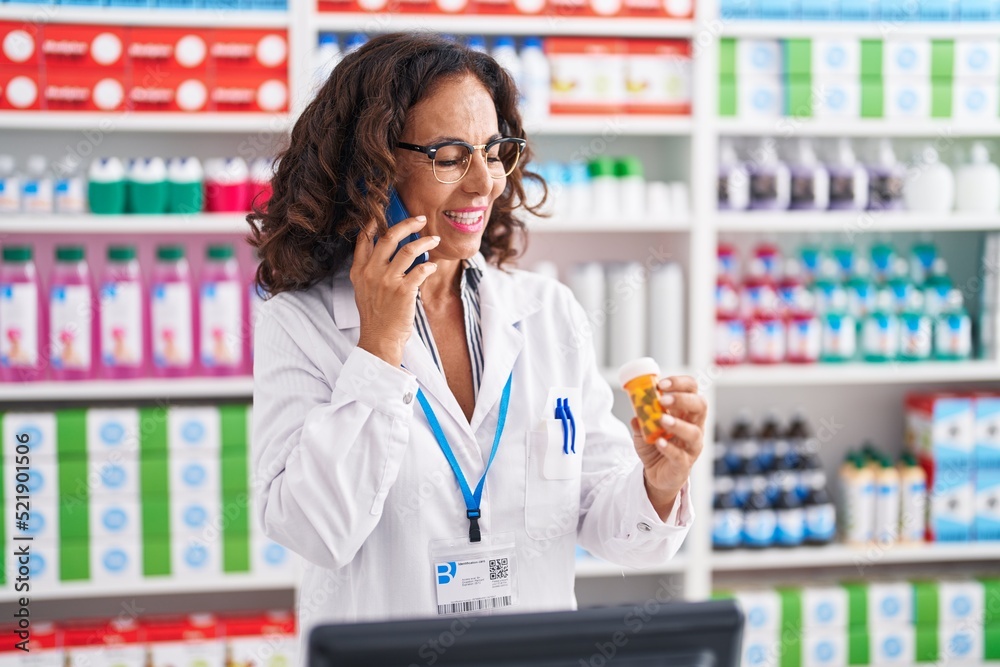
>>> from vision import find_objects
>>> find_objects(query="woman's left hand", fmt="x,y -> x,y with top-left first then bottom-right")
630,375 -> 707,519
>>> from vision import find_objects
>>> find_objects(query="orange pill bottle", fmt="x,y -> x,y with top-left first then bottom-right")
618,357 -> 668,445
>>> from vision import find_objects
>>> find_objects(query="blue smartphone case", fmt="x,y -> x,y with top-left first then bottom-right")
384,188 -> 429,273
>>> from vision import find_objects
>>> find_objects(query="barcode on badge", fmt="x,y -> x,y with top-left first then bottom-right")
437,595 -> 513,615
489,557 -> 509,581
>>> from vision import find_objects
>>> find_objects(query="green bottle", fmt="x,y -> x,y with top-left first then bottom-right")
820,289 -> 857,363
923,257 -> 952,318
127,157 -> 168,215
870,240 -> 897,284
898,290 -> 932,362
934,289 -> 972,360
887,256 -> 916,313
87,157 -> 126,215
166,157 -> 204,215
861,291 -> 899,362
910,238 -> 938,285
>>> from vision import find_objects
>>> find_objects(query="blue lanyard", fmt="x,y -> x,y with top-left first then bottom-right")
415,373 -> 513,543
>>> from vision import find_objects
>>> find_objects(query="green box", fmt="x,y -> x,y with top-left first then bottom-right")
932,79 -> 953,118
56,409 -> 88,459
140,455 -> 170,495
784,39 -> 812,77
60,539 -> 89,582
141,498 -> 171,535
861,77 -> 884,118
719,76 -> 737,117
223,533 -> 251,573
931,40 -> 955,80
848,627 -> 870,666
785,76 -> 814,118
720,38 -> 737,77
861,40 -> 884,79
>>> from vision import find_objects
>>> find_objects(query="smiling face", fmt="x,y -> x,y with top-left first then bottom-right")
394,73 -> 506,263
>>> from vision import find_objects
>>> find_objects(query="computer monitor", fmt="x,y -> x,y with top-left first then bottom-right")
309,599 -> 744,667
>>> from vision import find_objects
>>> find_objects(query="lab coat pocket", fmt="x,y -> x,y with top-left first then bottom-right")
524,425 -> 582,541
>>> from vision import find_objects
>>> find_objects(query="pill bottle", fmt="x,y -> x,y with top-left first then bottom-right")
619,356 -> 668,445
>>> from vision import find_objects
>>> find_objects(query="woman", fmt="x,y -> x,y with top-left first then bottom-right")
249,32 -> 705,646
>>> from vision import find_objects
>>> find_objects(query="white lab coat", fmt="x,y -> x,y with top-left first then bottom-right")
251,257 -> 692,661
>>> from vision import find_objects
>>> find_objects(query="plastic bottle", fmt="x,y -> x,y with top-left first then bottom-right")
99,245 -> 145,379
788,138 -> 830,211
898,453 -> 927,543
565,163 -> 592,222
845,257 -> 876,324
869,240 -> 898,284
798,241 -> 825,284
831,244 -> 856,281
22,155 -> 54,214
802,470 -> 837,546
753,240 -> 782,282
249,158 -> 276,212
713,476 -> 744,550
757,410 -> 782,473
955,142 -> 1000,213
204,158 -> 251,213
166,157 -> 204,215
466,35 -> 488,54
777,257 -> 807,317
742,476 -> 777,549
127,157 -> 168,215
898,290 -> 932,362
87,158 -> 127,215
569,263 -> 607,368
200,244 -> 244,375
840,453 -> 875,544
786,290 -> 822,364
811,256 -> 846,316
733,420 -> 762,507
887,256 -> 916,313
520,37 -> 549,124
606,262 -> 646,368
491,36 -> 522,97
728,411 -> 755,476
311,34 -> 342,93
774,474 -> 805,547
741,257 -> 777,320
648,263 -> 683,371
922,257 -> 953,318
874,455 -> 901,545
827,138 -> 869,211
0,246 -> 43,382
748,289 -> 786,364
934,289 -> 972,360
344,33 -> 367,56
903,144 -> 955,213
821,289 -> 857,363
49,246 -> 95,381
619,357 -> 667,445
713,438 -> 732,477
589,157 -> 618,222
53,156 -> 87,214
861,290 -> 900,362
717,242 -> 740,284
715,289 -> 747,366
0,155 -> 21,213
718,138 -> 750,211
910,238 -> 938,286
748,139 -> 791,210
866,139 -> 906,211
616,156 -> 645,222
150,245 -> 195,377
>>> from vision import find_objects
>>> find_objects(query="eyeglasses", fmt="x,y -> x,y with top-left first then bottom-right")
396,137 -> 527,184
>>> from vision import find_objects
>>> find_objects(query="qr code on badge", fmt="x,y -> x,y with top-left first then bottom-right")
489,557 -> 509,581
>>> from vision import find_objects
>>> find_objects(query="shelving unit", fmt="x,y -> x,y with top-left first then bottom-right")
310,13 -> 695,36
0,377 -> 254,402
0,4 -> 289,26
717,19 -> 1000,38
715,212 -> 1000,233
715,118 -> 1000,137
711,543 -> 1000,571
713,361 -> 1000,387
575,554 -> 689,578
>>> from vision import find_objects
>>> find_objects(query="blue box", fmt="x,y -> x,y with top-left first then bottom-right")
958,0 -> 992,19
59,0 -> 103,6
975,468 -> 1000,541
975,395 -> 1000,470
801,0 -> 839,18
759,0 -> 797,17
840,0 -> 877,18
720,0 -> 757,17
156,0 -> 201,8
880,0 -> 920,20
920,0 -> 954,18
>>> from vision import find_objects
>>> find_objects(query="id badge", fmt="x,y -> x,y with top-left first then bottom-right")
429,532 -> 518,616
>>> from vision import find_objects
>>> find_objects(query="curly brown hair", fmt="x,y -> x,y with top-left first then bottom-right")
247,32 -> 547,296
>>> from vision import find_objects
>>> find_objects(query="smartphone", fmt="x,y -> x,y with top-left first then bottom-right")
383,187 -> 429,274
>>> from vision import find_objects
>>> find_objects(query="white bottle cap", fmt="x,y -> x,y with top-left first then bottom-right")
794,138 -> 820,166
719,138 -> 741,167
250,158 -> 276,185
26,155 -> 47,177
89,157 -> 126,182
128,157 -> 167,183
205,157 -> 249,185
0,155 -> 14,176
969,141 -> 992,165
167,157 -> 204,184
618,357 -> 661,388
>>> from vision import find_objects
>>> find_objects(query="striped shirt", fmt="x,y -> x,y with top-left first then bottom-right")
413,254 -> 486,399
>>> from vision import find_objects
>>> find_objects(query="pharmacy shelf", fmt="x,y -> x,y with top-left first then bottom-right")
312,12 -> 695,37
529,217 -> 690,232
0,112 -> 291,134
714,361 -> 1000,387
0,213 -> 252,234
0,572 -> 296,603
0,4 -> 289,26
0,377 -> 253,402
715,118 -> 1000,138
718,19 -> 1000,38
715,212 -> 1000,233
711,542 -> 1000,571
575,554 -> 689,578
527,115 -> 693,136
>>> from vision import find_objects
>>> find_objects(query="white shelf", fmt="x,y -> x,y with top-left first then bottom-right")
0,572 -> 295,603
715,361 -> 1000,387
719,20 -> 1000,38
0,112 -> 291,134
575,554 -> 688,578
312,12 -> 694,36
715,118 -> 1000,138
0,213 -> 251,234
0,4 -> 288,26
529,217 -> 690,232
715,212 -> 1000,233
526,115 -> 693,136
0,377 -> 253,402
711,542 -> 1000,571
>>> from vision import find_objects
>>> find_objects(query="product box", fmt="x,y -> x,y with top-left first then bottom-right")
733,589 -> 782,631
170,451 -> 220,495
3,411 -> 57,460
741,630 -> 781,667
938,580 -> 985,625
719,0 -> 755,19
0,23 -> 38,66
209,30 -> 288,72
145,616 -> 226,667
63,619 -> 145,667
622,0 -> 693,18
812,77 -> 862,118
5,538 -> 60,591
840,0 -> 876,20
0,67 -> 40,110
87,408 -> 140,459
738,39 -> 782,77
545,0 -> 622,18
171,494 -> 221,538
800,0 -> 837,20
89,455 -> 140,497
957,0 -> 993,18
813,39 -> 862,76
738,75 -> 783,118
803,586 -> 849,630
803,628 -> 847,667
871,625 -> 916,665
953,78 -> 999,121
168,406 -> 221,453
469,0 -> 546,15
0,622 -> 62,667
173,535 -> 222,577
624,40 -> 691,115
905,394 -> 976,472
975,394 -> 1000,469
919,0 -> 953,20
90,497 -> 141,539
41,25 -> 127,70
547,38 -> 627,114
129,74 -> 211,113
867,581 -> 914,627
127,27 -> 210,71
90,538 -> 143,583
3,459 -> 57,499
884,38 -> 932,78
43,69 -> 127,112
251,536 -> 296,576
10,495 -> 58,542
929,469 -> 975,541
884,78 -> 931,118
211,73 -> 288,113
758,0 -> 795,19
975,468 -> 1000,540
940,623 -> 983,664
223,612 -> 297,667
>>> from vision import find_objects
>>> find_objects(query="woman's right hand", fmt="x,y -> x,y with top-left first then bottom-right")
351,215 -> 440,367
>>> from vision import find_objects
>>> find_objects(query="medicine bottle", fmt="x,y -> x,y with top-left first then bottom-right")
618,357 -> 668,445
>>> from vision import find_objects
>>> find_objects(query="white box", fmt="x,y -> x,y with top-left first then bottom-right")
738,76 -> 784,118
803,629 -> 847,667
6,539 -> 59,593
940,623 -> 983,664
172,535 -> 221,577
802,586 -> 848,630
251,536 -> 298,577
931,473 -> 975,541
885,79 -> 931,119
884,38 -> 932,78
953,78 -> 999,121
90,538 -> 142,583
150,640 -> 226,667
90,497 -> 141,539
3,412 -> 57,460
171,495 -> 221,539
89,456 -> 140,497
67,645 -> 145,667
168,406 -> 221,453
871,626 -> 915,664
3,459 -> 57,500
8,494 -> 58,542
741,630 -> 780,667
939,580 -> 984,625
738,40 -> 783,76
169,452 -> 220,496
955,39 -> 1000,78
813,39 -> 861,76
229,636 -> 297,667
86,408 -> 140,459
868,582 -> 914,627
813,77 -> 862,118
734,589 -> 782,631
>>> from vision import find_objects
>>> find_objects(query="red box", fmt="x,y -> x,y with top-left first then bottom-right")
42,25 -> 127,70
212,72 -> 288,113
0,66 -> 41,110
470,0 -> 546,14
210,29 -> 288,72
62,619 -> 142,647
546,37 -> 627,114
1,22 -> 40,66
43,68 -> 127,112
622,0 -> 692,17
0,622 -> 61,652
546,0 -> 623,18
128,71 -> 210,113
221,611 -> 295,638
127,27 -> 210,72
624,39 -> 692,114
143,614 -> 219,643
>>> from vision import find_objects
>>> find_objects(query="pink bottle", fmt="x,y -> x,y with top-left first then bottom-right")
740,257 -> 777,320
200,244 -> 244,376
0,245 -> 45,382
204,158 -> 251,213
151,245 -> 195,378
748,289 -> 786,364
776,257 -> 807,319
715,289 -> 747,366
49,245 -> 97,381
99,245 -> 146,379
785,290 -> 821,364
753,240 -> 782,279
